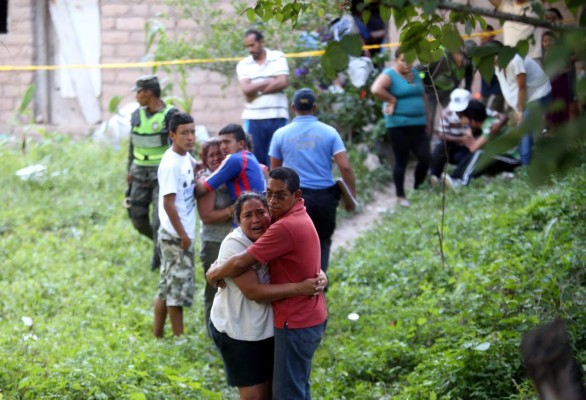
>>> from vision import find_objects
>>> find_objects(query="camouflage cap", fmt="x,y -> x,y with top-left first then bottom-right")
131,75 -> 160,92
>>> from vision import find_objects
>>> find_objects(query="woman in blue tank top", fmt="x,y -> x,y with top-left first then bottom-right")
371,49 -> 431,207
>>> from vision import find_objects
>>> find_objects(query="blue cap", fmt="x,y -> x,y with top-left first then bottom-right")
293,88 -> 316,111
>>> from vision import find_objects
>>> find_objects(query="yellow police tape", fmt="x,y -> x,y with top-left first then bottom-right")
0,30 -> 502,72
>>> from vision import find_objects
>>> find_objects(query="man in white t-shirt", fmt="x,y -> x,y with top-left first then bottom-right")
489,0 -> 543,59
494,42 -> 552,165
236,29 -> 290,166
153,112 -> 197,338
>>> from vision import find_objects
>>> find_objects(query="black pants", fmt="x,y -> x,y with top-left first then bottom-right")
301,185 -> 340,273
388,125 -> 431,198
452,151 -> 521,184
430,141 -> 470,178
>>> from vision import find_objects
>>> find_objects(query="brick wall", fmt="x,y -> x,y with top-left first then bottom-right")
99,0 -> 243,136
0,0 -> 35,134
0,0 -> 244,137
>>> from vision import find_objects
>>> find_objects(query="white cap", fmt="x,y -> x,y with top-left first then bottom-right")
447,88 -> 471,112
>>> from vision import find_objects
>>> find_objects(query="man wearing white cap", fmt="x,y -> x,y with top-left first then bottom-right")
429,88 -> 475,182
430,88 -> 506,183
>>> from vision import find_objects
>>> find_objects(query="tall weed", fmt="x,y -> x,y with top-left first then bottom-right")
0,137 -> 584,399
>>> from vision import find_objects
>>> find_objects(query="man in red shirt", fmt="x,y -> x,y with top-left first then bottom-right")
207,167 -> 327,399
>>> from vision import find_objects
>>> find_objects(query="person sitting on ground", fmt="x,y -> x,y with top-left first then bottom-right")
447,100 -> 519,187
429,88 -> 475,183
430,88 -> 507,184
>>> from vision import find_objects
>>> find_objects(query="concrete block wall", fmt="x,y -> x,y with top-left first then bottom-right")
0,0 -> 244,137
0,0 -> 35,134
95,0 -> 245,136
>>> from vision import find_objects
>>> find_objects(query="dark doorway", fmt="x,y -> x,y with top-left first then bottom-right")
0,0 -> 8,33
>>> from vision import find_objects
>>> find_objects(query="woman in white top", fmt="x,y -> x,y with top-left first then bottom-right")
209,192 -> 325,400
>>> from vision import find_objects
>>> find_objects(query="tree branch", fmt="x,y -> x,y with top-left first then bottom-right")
435,0 -> 579,32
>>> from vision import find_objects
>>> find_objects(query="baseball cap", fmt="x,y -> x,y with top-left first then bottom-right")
447,88 -> 471,112
293,88 -> 316,111
131,75 -> 160,92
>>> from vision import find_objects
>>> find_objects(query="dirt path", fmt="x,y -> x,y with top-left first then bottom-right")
331,181 -> 404,254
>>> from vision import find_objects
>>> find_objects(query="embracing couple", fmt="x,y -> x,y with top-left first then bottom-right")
206,167 -> 327,400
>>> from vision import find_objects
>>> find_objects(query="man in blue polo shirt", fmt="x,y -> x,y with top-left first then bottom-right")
269,88 -> 356,272
195,123 -> 266,203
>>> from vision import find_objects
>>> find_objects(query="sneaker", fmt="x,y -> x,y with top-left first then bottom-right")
174,336 -> 188,346
398,198 -> 410,207
430,175 -> 439,187
442,174 -> 456,191
500,172 -> 515,180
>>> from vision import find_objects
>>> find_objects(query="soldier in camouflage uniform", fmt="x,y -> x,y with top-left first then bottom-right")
127,75 -> 176,271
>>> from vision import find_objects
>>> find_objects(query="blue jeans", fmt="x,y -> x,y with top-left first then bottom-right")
247,118 -> 287,166
273,321 -> 327,400
520,92 -> 552,166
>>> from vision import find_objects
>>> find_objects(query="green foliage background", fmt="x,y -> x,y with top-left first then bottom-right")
1,135 -> 585,399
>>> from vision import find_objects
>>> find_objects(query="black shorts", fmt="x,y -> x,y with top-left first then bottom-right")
209,321 -> 274,387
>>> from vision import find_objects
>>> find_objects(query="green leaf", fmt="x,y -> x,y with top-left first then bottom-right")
322,42 -> 349,79
340,34 -> 363,57
18,83 -> 36,116
380,5 -> 392,24
129,393 -> 146,400
417,39 -> 433,64
421,0 -> 439,15
362,10 -> 372,26
441,24 -> 463,53
431,47 -> 444,62
108,96 -> 123,114
70,383 -> 83,391
515,40 -> 529,58
388,0 -> 406,8
187,381 -> 202,389
263,7 -> 274,22
430,25 -> 441,39
417,317 -> 427,326
498,46 -> 516,69
246,8 -> 255,22
477,55 -> 495,84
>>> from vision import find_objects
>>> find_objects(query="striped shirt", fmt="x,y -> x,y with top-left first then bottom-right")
236,49 -> 290,120
203,150 -> 266,201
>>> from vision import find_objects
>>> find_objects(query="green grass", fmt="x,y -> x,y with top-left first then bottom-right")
1,135 -> 585,399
